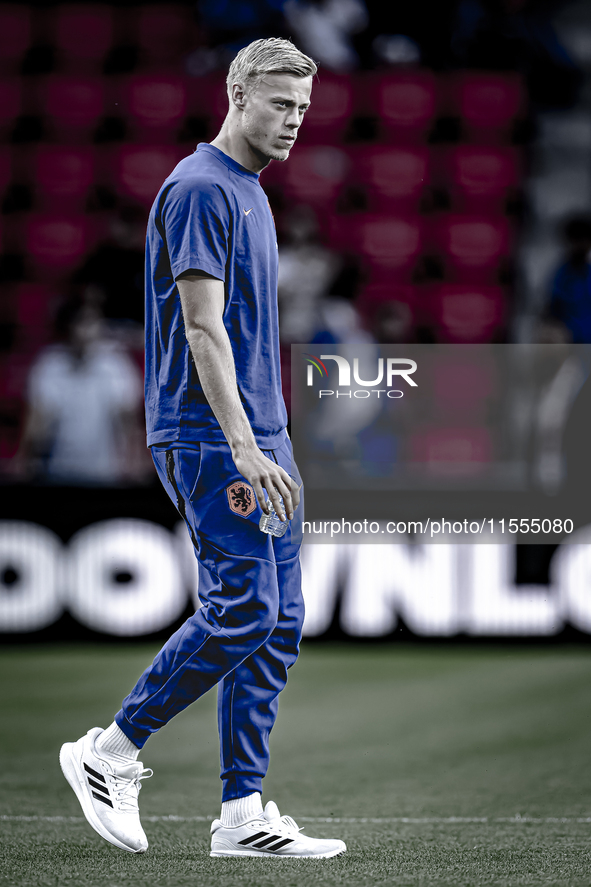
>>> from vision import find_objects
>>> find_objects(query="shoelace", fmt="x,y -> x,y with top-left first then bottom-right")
265,813 -> 305,834
111,768 -> 153,812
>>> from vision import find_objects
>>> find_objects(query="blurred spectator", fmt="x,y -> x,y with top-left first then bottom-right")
546,215 -> 591,344
277,203 -> 368,343
310,294 -> 372,344
198,0 -> 287,35
451,0 -> 527,70
355,0 -> 455,69
372,34 -> 421,66
16,299 -> 144,486
503,1 -> 582,108
284,0 -> 368,71
74,205 -> 146,329
450,0 -> 582,106
277,204 -> 341,341
191,0 -> 290,70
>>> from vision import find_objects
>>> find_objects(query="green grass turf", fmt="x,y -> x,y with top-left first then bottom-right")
1,642 -> 591,886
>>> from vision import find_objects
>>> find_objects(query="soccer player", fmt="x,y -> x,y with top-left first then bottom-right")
59,38 -> 346,860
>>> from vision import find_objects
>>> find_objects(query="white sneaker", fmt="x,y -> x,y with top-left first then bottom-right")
59,727 -> 152,853
210,801 -> 346,858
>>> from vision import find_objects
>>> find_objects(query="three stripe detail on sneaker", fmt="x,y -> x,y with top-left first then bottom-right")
84,763 -> 114,808
238,830 -> 294,852
82,759 -> 298,854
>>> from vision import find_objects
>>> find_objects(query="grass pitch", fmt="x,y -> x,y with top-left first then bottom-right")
1,642 -> 591,886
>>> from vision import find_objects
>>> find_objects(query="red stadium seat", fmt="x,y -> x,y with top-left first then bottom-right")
447,146 -> 520,211
451,72 -> 524,143
187,73 -> 229,138
359,216 -> 422,270
296,74 -> 352,144
429,283 -> 506,342
283,146 -> 350,210
190,71 -> 227,118
332,214 -> 423,282
374,71 -> 437,142
33,146 -> 95,210
435,214 -> 511,281
0,79 -> 22,138
14,282 -> 55,328
113,145 -> 181,206
43,76 -> 105,138
136,5 -> 196,67
0,5 -> 31,73
125,74 -> 188,141
25,213 -> 90,276
54,4 -> 114,70
354,146 -> 429,210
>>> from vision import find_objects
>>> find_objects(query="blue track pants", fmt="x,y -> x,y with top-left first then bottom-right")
114,435 -> 304,801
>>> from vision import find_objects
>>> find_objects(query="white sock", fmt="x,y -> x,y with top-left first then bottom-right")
95,722 -> 140,762
221,792 -> 263,827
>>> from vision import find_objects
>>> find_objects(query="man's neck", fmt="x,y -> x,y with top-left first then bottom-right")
210,125 -> 269,175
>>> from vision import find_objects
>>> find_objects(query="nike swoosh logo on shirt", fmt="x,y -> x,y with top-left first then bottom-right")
243,207 -> 253,216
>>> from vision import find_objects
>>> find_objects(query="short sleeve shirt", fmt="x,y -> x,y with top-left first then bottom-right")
28,342 -> 142,482
144,143 -> 288,448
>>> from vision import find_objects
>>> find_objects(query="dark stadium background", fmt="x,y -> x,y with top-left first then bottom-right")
1,0 -> 590,646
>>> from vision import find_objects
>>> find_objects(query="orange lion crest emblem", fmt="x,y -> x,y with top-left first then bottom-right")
226,481 -> 256,517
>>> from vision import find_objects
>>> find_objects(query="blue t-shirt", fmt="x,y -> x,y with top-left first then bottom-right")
145,143 -> 288,448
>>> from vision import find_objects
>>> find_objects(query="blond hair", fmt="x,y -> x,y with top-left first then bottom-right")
226,37 -> 317,96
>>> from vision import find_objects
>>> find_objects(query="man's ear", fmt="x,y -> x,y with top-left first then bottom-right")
231,82 -> 247,110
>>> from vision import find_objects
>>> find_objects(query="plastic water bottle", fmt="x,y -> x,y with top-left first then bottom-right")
259,497 -> 289,537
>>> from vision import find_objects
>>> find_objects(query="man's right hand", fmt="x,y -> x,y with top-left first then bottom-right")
232,444 -> 300,521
